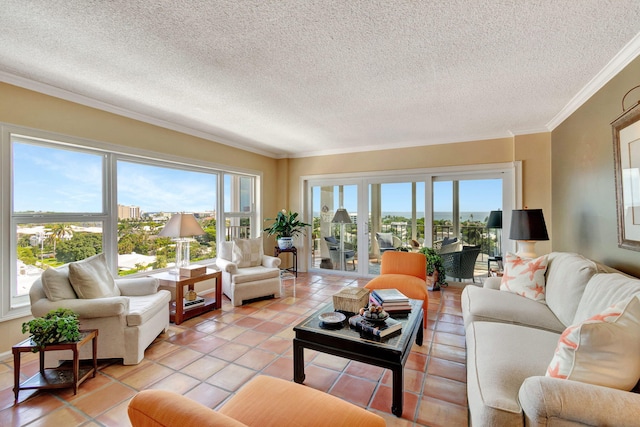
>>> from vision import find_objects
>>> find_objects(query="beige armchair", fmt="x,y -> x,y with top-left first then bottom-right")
215,239 -> 282,306
29,253 -> 170,366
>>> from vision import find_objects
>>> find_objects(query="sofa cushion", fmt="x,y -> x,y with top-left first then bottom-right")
544,252 -> 599,326
546,295 -> 640,391
232,238 -> 264,268
232,266 -> 280,284
466,321 -> 560,426
500,252 -> 548,303
69,253 -> 121,299
461,285 -> 566,332
574,273 -> 640,324
126,291 -> 171,327
41,265 -> 77,301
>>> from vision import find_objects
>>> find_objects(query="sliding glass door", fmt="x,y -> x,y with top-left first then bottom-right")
305,164 -> 516,277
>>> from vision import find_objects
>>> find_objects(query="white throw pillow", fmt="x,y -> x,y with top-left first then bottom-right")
546,295 -> 640,391
500,252 -> 548,302
232,237 -> 264,268
41,265 -> 77,301
68,253 -> 120,299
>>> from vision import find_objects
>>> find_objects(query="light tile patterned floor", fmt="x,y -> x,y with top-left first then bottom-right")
0,273 -> 468,426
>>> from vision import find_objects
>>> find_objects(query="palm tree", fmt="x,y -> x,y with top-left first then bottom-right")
48,223 -> 71,258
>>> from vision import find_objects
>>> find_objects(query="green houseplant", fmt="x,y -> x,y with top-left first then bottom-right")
419,247 -> 447,291
22,308 -> 81,352
264,209 -> 312,249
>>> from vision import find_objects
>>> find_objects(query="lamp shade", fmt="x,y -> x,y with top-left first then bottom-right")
486,210 -> 502,229
332,208 -> 352,224
158,213 -> 205,238
509,209 -> 549,241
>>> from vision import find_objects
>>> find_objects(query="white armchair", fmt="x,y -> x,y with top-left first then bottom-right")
28,253 -> 170,366
215,239 -> 282,306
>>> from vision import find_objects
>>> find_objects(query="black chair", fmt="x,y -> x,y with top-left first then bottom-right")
324,236 -> 356,270
441,246 -> 481,283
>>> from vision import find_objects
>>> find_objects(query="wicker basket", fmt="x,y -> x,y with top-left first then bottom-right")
333,287 -> 370,314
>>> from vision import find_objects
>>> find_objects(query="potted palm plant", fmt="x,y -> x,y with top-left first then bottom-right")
264,209 -> 312,249
419,247 -> 447,291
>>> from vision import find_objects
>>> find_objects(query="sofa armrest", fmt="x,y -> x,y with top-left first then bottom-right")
216,257 -> 238,274
520,376 -> 640,427
261,255 -> 281,268
484,276 -> 502,290
116,277 -> 160,296
31,296 -> 130,319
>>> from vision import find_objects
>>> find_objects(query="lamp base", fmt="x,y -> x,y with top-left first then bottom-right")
515,241 -> 538,259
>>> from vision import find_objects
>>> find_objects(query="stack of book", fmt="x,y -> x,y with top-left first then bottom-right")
370,289 -> 412,315
348,315 -> 402,339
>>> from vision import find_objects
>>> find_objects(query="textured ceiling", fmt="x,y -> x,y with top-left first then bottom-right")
2,1 -> 640,158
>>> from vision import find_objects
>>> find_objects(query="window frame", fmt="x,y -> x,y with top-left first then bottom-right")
1,123 -> 261,321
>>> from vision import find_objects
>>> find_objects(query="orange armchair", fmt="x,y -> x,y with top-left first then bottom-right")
128,375 -> 385,427
365,251 -> 428,327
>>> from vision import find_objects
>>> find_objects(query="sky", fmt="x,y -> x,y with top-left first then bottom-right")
14,141 -> 501,215
312,180 -> 502,215
13,142 -> 217,213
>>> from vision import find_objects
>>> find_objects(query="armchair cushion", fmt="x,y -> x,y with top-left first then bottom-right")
232,266 -> 281,284
232,237 -> 264,268
376,232 -> 394,248
116,277 -> 160,296
41,265 -> 77,301
69,253 -> 121,299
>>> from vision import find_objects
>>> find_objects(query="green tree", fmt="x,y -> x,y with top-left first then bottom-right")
17,246 -> 37,265
48,223 -> 71,257
56,233 -> 102,263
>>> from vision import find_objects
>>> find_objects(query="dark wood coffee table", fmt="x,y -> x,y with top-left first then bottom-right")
293,299 -> 423,416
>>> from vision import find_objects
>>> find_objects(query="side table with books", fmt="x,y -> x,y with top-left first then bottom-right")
150,267 -> 222,325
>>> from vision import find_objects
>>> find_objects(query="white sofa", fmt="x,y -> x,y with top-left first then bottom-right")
215,240 -> 282,306
462,252 -> 640,426
29,254 -> 170,366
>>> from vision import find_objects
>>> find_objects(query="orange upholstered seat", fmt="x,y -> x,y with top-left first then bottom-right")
365,251 -> 428,327
128,375 -> 385,427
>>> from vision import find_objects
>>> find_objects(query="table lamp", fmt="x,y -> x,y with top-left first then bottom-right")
158,213 -> 205,274
486,210 -> 502,256
509,209 -> 548,258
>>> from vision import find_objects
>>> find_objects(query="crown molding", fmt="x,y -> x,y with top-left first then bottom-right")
0,72 -> 282,159
546,31 -> 640,130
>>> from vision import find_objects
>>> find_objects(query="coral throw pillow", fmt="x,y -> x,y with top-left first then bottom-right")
233,237 -> 264,268
546,295 -> 640,391
500,252 -> 548,302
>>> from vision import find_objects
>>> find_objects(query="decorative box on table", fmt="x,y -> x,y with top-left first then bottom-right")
333,287 -> 369,314
179,265 -> 206,278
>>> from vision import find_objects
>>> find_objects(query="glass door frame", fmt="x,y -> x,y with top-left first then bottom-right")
302,162 -> 520,276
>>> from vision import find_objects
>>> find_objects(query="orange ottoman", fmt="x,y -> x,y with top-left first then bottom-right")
128,375 -> 386,427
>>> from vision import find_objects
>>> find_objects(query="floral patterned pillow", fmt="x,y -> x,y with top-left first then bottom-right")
546,295 -> 640,391
499,252 -> 548,302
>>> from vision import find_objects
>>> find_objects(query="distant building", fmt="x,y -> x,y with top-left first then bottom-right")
118,204 -> 141,220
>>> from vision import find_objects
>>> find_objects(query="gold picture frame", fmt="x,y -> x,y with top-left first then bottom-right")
613,101 -> 640,251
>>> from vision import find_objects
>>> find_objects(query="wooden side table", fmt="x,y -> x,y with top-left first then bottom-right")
274,246 -> 297,277
151,268 -> 222,325
13,329 -> 98,403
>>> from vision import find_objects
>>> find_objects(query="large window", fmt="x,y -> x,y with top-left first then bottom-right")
116,160 -> 217,275
2,126 -> 259,319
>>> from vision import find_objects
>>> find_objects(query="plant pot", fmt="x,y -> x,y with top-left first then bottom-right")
427,271 -> 440,291
277,237 -> 294,250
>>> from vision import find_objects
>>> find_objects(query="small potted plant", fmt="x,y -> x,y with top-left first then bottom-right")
264,209 -> 312,249
419,247 -> 447,291
22,308 -> 81,352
